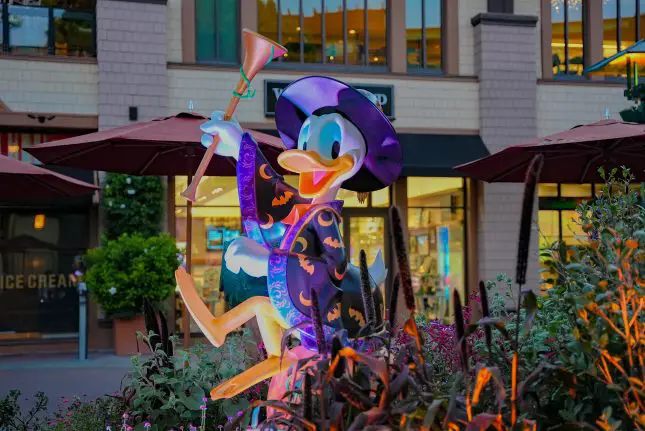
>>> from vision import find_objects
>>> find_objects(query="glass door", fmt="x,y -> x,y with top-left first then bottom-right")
346,215 -> 386,267
342,211 -> 390,287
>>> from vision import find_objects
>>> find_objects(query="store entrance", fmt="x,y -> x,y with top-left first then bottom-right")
341,209 -> 390,287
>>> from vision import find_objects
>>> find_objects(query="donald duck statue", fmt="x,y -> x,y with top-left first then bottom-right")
175,76 -> 402,401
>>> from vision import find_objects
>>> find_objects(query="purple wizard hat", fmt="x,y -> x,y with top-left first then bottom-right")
274,76 -> 402,193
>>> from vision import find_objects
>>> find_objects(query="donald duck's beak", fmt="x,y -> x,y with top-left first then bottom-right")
278,150 -> 354,198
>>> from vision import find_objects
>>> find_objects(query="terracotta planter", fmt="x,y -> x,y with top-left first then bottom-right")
113,315 -> 146,356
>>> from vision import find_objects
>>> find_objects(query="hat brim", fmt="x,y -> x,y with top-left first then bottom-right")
275,76 -> 402,192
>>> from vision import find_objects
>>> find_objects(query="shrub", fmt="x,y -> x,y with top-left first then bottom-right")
121,327 -> 267,430
540,168 -> 645,429
0,390 -> 48,431
49,395 -> 125,431
102,174 -> 163,240
84,234 -> 178,317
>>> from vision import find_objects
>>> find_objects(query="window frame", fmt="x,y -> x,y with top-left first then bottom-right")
259,0 -> 389,70
0,0 -> 97,58
605,0 -> 642,54
548,0 -> 586,78
405,177 -> 468,309
194,0 -> 241,65
405,0 -> 445,74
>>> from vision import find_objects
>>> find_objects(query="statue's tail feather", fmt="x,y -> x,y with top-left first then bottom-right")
369,249 -> 388,286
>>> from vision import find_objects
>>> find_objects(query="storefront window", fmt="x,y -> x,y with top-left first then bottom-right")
538,183 -> 595,248
195,0 -> 239,64
0,209 -> 89,339
0,132 -> 74,164
602,0 -> 642,76
2,1 -> 95,57
406,0 -> 442,70
258,0 -> 387,66
551,0 -> 584,76
407,177 -> 465,322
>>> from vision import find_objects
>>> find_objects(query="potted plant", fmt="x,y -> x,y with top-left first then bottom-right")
85,233 -> 179,356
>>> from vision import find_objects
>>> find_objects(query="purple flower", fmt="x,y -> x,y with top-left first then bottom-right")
227,416 -> 233,422
144,422 -> 151,430
237,411 -> 244,417
122,412 -> 129,419
199,404 -> 206,410
202,396 -> 208,402
189,425 -> 197,431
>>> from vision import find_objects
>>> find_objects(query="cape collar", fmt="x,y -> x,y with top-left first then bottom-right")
282,200 -> 344,226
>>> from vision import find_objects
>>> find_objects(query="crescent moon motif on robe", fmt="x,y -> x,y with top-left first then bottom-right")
299,291 -> 312,307
259,164 -> 272,180
295,237 -> 308,252
317,212 -> 334,227
260,213 -> 274,229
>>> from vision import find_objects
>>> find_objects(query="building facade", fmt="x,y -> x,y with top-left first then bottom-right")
0,0 -> 634,354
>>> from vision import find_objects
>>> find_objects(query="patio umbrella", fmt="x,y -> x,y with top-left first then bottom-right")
25,112 -> 285,175
455,119 -> 645,183
0,154 -> 97,198
24,111 -> 285,347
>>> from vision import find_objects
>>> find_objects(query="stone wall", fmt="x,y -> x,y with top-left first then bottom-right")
0,59 -> 97,114
96,0 -> 168,130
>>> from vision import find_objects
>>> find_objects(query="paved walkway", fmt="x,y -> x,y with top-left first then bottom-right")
0,354 -> 136,409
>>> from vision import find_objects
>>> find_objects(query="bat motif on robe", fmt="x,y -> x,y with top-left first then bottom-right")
333,268 -> 345,280
323,237 -> 343,249
297,254 -> 315,275
349,308 -> 366,327
272,191 -> 294,207
327,303 -> 341,322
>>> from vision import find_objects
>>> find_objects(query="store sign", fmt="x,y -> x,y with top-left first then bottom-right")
264,80 -> 395,120
0,273 -> 76,290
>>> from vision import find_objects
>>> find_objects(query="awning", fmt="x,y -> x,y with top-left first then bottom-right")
399,133 -> 489,177
256,130 -> 489,178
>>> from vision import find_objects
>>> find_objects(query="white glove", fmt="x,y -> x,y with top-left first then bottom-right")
200,111 -> 244,161
224,236 -> 270,278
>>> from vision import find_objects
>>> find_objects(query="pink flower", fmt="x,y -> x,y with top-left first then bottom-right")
144,422 -> 152,430
122,413 -> 129,419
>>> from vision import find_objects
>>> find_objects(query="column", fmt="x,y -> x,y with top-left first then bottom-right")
472,13 -> 541,295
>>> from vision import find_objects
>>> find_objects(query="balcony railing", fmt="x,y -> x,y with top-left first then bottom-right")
0,2 -> 95,58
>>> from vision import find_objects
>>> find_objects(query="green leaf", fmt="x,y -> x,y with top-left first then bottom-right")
565,263 -> 586,272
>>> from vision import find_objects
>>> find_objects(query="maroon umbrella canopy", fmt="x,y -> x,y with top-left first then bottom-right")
0,155 -> 97,198
25,112 -> 286,176
455,119 -> 645,183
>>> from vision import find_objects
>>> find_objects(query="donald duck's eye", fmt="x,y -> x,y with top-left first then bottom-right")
331,141 -> 340,159
302,141 -> 308,151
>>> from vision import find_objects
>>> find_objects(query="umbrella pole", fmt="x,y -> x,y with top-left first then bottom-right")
183,175 -> 193,348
